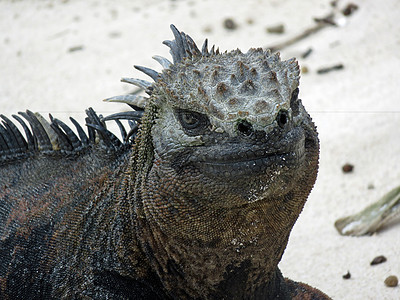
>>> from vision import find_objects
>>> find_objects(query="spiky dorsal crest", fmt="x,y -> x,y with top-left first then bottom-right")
0,25 -> 211,165
1,25 -> 300,165
107,24 -> 216,109
109,24 -> 299,113
0,109 -> 143,166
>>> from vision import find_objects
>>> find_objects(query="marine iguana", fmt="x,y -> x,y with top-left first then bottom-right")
0,25 -> 329,299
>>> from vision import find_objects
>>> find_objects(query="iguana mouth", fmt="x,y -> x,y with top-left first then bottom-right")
193,138 -> 306,177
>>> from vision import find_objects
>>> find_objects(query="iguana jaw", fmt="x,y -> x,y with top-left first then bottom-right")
169,122 -> 305,180
192,135 -> 305,178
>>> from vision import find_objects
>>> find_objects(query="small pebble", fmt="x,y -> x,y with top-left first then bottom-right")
342,271 -> 351,279
68,45 -> 84,53
223,18 -> 238,30
301,48 -> 313,59
266,24 -> 285,34
301,66 -> 309,74
203,26 -> 212,33
384,275 -> 398,287
317,64 -> 344,74
370,255 -> 387,266
109,31 -> 121,38
342,163 -> 354,173
342,3 -> 359,16
246,18 -> 254,25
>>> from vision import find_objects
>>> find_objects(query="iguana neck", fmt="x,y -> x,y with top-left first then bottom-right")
133,157 -> 305,299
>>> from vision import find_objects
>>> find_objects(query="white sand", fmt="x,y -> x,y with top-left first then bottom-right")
1,0 -> 399,299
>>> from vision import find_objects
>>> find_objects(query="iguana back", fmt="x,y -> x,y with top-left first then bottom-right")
0,109 -> 160,298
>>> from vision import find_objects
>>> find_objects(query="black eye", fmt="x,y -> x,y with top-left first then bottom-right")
276,110 -> 289,128
180,111 -> 200,129
176,109 -> 210,135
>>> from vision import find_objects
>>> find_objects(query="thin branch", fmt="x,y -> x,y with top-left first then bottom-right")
266,13 -> 337,52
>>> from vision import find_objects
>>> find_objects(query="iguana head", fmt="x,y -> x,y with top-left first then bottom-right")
111,24 -> 319,244
152,52 -> 306,203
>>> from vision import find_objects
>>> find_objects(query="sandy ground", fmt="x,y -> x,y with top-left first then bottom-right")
1,0 -> 399,299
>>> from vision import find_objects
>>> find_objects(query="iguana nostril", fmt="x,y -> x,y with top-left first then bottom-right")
277,110 -> 289,128
237,119 -> 253,136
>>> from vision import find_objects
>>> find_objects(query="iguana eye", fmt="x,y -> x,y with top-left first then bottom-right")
176,109 -> 210,135
180,111 -> 200,129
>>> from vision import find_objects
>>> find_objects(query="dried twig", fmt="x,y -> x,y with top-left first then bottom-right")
317,63 -> 344,74
266,13 -> 336,52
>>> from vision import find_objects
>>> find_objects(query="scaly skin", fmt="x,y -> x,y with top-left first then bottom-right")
0,25 -> 329,299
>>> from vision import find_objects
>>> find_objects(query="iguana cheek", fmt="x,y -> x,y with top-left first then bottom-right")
152,109 -> 206,158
